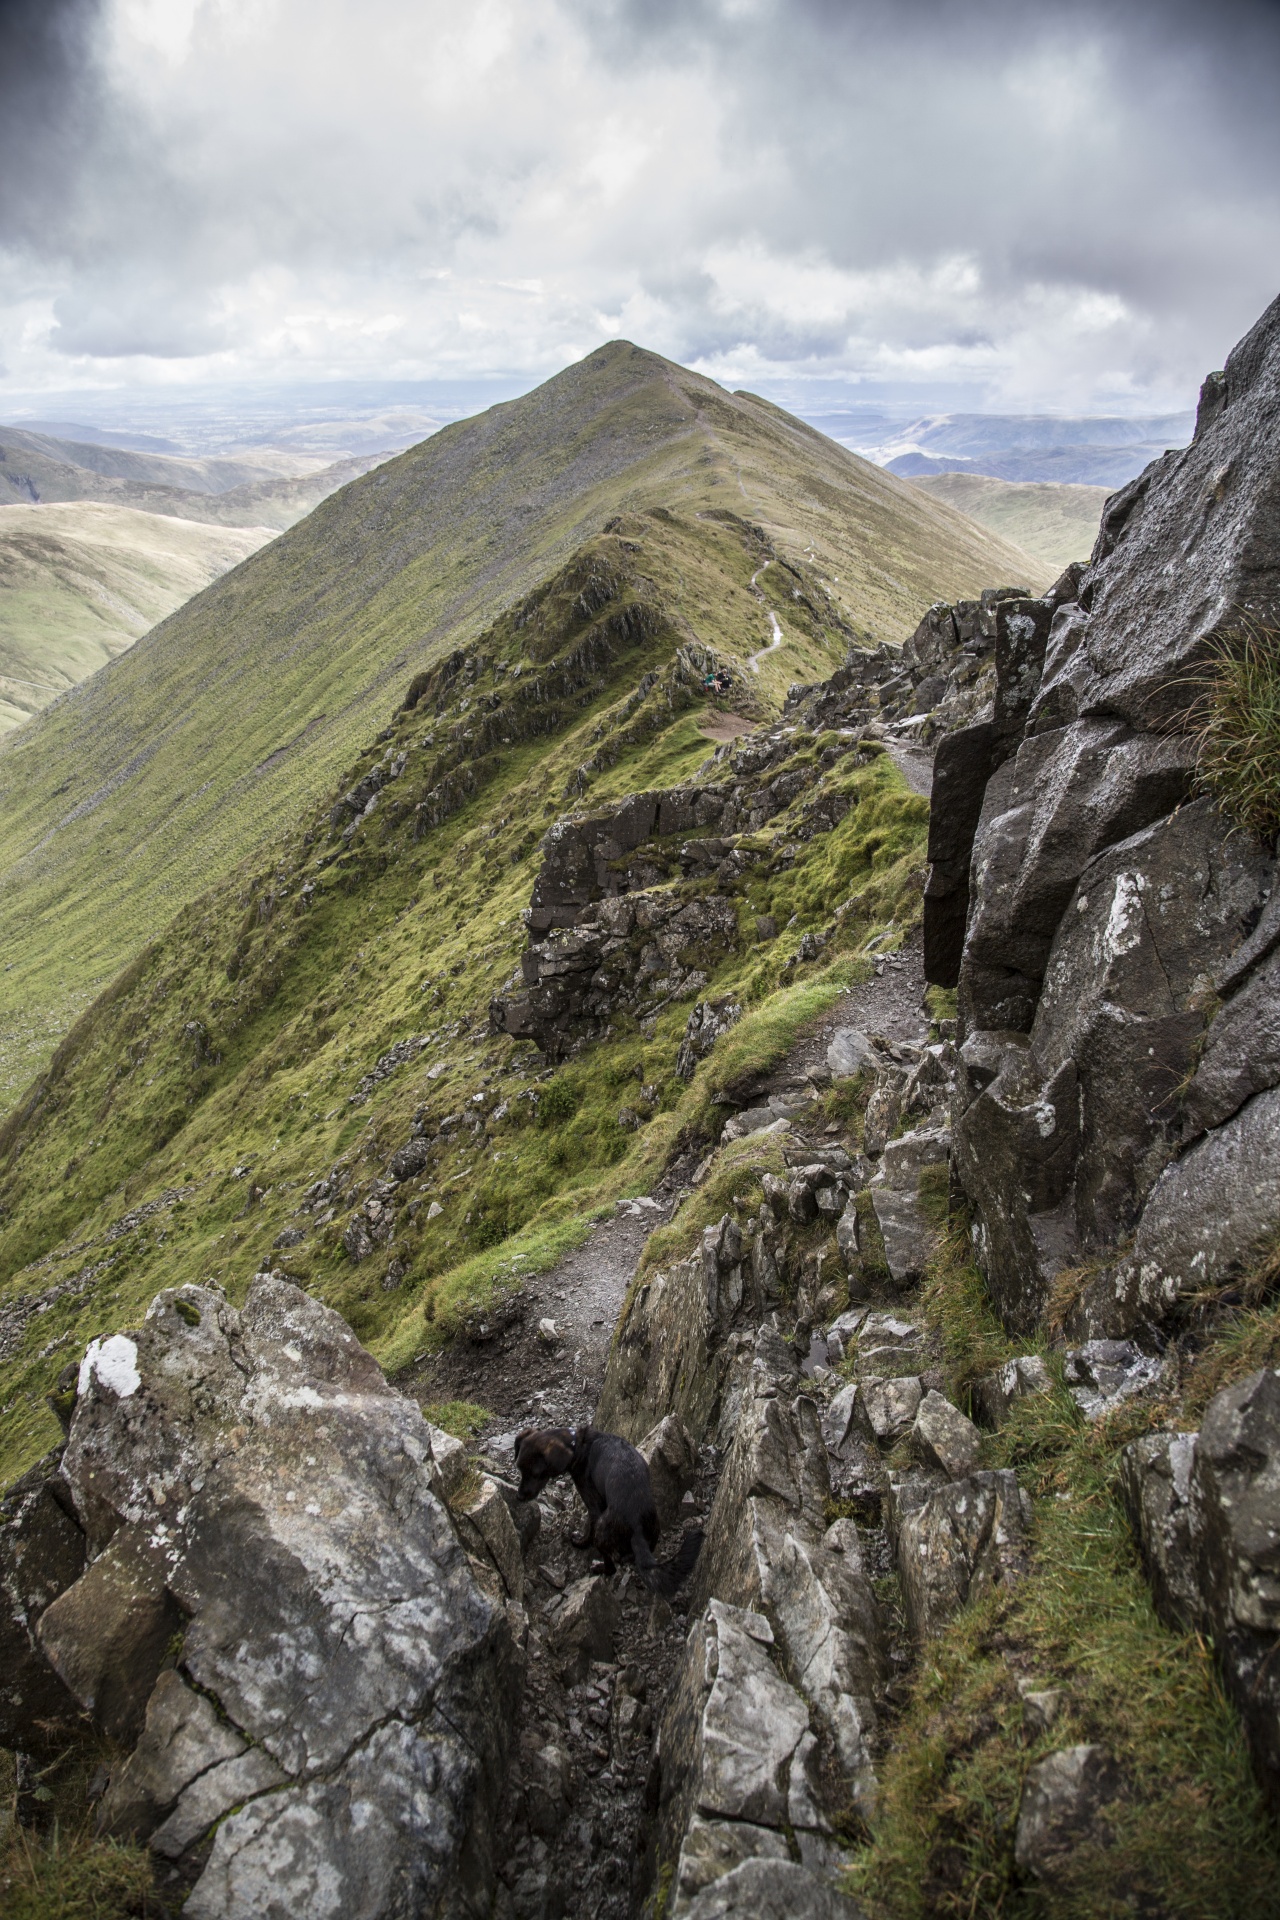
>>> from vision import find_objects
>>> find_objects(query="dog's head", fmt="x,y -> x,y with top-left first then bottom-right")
513,1426 -> 576,1501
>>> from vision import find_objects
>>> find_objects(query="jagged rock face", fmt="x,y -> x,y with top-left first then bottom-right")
1121,1370 -> 1280,1808
39,1277 -> 517,1919
944,296 -> 1280,1335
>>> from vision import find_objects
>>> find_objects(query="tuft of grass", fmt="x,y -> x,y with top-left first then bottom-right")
847,1407 -> 1278,1919
1192,618 -> 1280,844
419,1399 -> 491,1439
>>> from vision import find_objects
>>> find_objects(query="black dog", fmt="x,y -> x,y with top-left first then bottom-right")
514,1424 -> 702,1597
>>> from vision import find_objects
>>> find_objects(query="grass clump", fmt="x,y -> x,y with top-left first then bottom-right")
419,1399 -> 491,1439
1193,618 -> 1280,843
848,1402 -> 1278,1919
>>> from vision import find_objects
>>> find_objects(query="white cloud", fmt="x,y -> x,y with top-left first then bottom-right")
0,0 -> 1276,410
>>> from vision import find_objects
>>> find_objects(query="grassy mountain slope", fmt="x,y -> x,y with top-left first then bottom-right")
0,342 -> 1042,1099
910,470 -> 1111,576
0,504 -> 934,1487
0,505 -> 273,733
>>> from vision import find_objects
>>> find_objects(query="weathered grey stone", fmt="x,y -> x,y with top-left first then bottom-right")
869,1186 -> 936,1286
1118,1086 -> 1280,1317
151,1748 -> 288,1860
852,1313 -> 926,1377
456,1475 -> 525,1602
972,1355 -> 1053,1428
835,1198 -> 860,1272
675,1815 -> 790,1909
1031,292 -> 1280,735
97,1670 -> 246,1841
1033,801 -> 1272,1246
897,1469 -> 1032,1641
1063,1340 -> 1162,1420
521,1740 -> 573,1838
697,1605 -> 808,1827
826,1027 -> 878,1079
37,1522 -> 182,1745
693,1341 -> 884,1809
0,1448 -> 86,1752
1182,948 -> 1280,1135
639,1414 -> 699,1529
682,1857 -> 866,1919
425,1424 -> 469,1501
1020,1687 -> 1063,1736
1014,1745 -> 1122,1883
924,721 -> 1002,988
1118,1430 -> 1202,1631
1193,1370 -> 1280,1637
547,1575 -> 619,1685
677,997 -> 743,1081
54,1278 -> 515,1917
858,1376 -> 924,1445
183,1718 -> 486,1920
912,1392 -> 982,1479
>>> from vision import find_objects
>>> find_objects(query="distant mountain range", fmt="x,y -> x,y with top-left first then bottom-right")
806,408 -> 1195,488
0,426 -> 392,529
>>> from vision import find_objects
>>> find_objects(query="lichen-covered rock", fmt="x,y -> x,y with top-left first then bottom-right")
48,1276 -> 516,1917
691,1334 -> 884,1815
1063,1340 -> 1162,1419
0,1448 -> 86,1753
972,1354 -> 1053,1428
868,1126 -> 948,1284
651,1601 -> 862,1914
1118,1430 -> 1201,1631
38,1522 -> 182,1744
912,1391 -> 982,1479
897,1469 -> 1032,1641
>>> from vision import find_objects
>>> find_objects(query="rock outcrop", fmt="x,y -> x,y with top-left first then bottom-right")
19,1277 -> 519,1918
938,294 -> 1280,1337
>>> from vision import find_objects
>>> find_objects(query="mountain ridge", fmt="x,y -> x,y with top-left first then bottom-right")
0,340 -> 1042,1100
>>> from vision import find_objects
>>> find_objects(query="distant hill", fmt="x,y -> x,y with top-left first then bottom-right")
0,504 -> 274,733
0,340 -> 1042,1098
803,407 -> 1194,489
0,427 -> 391,529
908,472 -> 1111,577
876,409 -> 1192,487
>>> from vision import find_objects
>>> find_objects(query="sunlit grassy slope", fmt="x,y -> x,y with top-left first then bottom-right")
910,470 -> 1110,578
0,342 -> 1041,1098
0,504 -> 274,732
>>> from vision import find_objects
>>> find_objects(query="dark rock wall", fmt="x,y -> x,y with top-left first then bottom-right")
938,294 -> 1280,1336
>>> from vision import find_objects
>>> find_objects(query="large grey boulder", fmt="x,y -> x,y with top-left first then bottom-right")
45,1277 -> 516,1918
1111,1086 -> 1280,1323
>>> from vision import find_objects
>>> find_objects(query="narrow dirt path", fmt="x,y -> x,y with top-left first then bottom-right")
411,941 -> 931,1920
746,560 -> 785,673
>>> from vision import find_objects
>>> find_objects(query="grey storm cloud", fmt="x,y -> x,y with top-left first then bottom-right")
0,0 -> 1277,403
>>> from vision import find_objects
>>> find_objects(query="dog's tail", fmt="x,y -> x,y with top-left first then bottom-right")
633,1527 -> 704,1598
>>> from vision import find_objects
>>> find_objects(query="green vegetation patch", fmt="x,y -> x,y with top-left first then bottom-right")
1193,617 -> 1280,844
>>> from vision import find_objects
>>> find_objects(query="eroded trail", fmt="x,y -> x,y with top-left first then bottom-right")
413,949 -> 930,1919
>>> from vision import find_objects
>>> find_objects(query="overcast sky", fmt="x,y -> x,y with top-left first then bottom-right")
2,0 -> 1278,416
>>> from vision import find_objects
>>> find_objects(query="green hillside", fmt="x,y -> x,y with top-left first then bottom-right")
0,503 -> 273,732
909,469 -> 1111,576
0,343 -> 1042,1099
0,500 -> 938,1482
